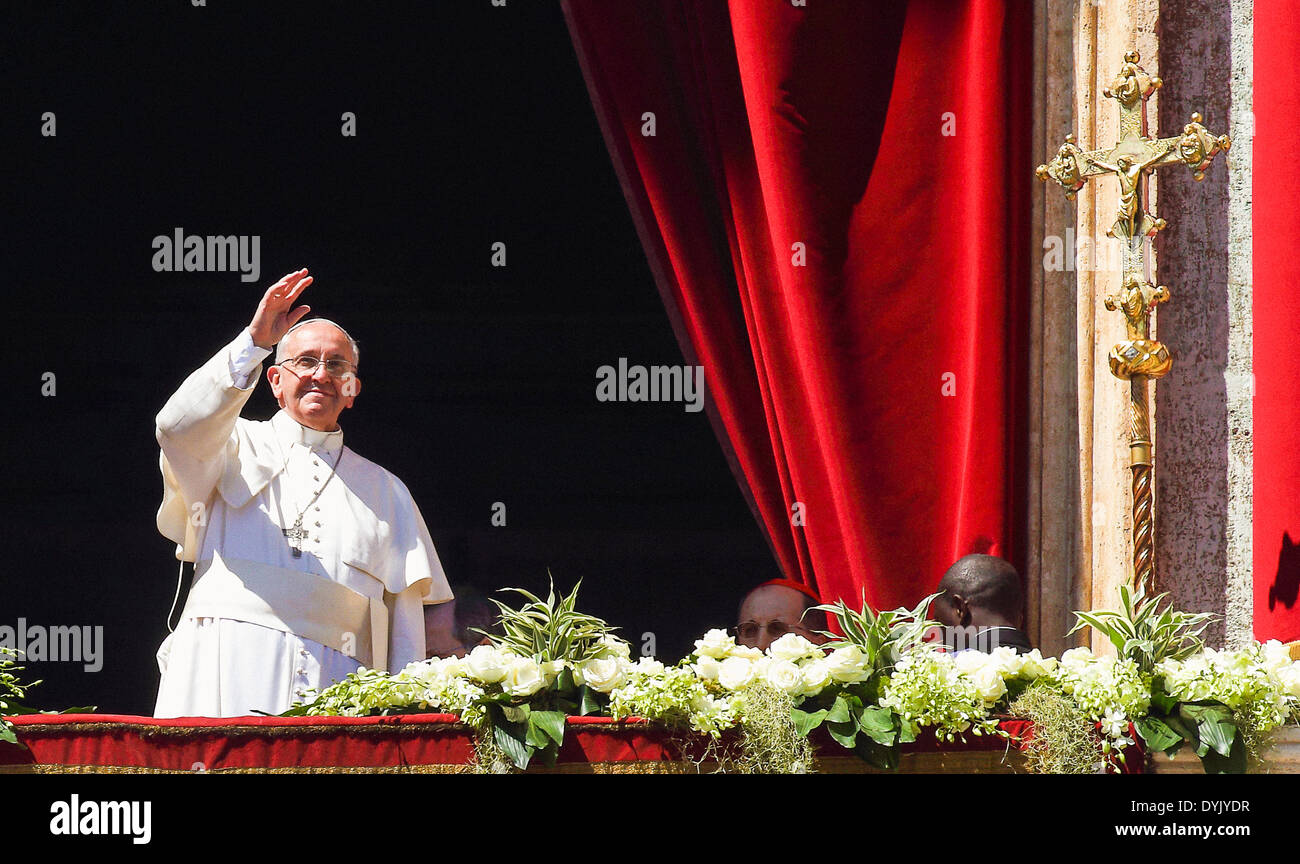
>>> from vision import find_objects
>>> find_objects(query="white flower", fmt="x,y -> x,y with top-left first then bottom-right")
465,645 -> 508,684
501,656 -> 546,697
799,659 -> 832,697
694,629 -> 736,659
953,650 -> 991,676
970,664 -> 1007,706
764,659 -> 805,696
1277,664 -> 1300,700
768,633 -> 820,663
540,659 -> 566,686
634,657 -> 665,676
987,646 -> 1025,677
1260,640 -> 1293,673
595,635 -> 632,660
439,655 -> 469,678
691,655 -> 721,681
1059,646 -> 1094,670
718,657 -> 757,690
825,645 -> 872,683
1101,708 -> 1129,739
1019,649 -> 1056,679
728,644 -> 766,660
578,656 -> 627,693
878,651 -> 993,742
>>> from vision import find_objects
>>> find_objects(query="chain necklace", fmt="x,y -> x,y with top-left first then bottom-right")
274,441 -> 344,559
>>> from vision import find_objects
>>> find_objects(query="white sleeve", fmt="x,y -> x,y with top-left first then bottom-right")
229,328 -> 273,389
155,329 -> 271,560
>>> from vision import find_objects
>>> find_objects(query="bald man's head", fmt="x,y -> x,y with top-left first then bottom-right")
933,554 -> 1023,629
736,584 -> 828,652
276,318 -> 359,367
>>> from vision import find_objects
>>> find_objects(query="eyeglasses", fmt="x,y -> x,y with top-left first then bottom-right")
734,619 -> 811,642
278,355 -> 357,379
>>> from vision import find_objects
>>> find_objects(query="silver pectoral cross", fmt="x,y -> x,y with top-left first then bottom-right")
283,518 -> 308,559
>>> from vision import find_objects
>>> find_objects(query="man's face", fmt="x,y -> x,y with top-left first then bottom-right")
267,322 -> 360,432
736,585 -> 818,653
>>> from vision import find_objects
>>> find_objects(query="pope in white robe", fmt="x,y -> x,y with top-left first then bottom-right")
153,269 -> 452,717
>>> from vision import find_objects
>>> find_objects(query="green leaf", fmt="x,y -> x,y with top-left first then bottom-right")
791,707 -> 828,737
1004,677 -> 1030,704
535,739 -> 560,769
825,695 -> 852,725
524,720 -> 550,749
492,723 -> 533,771
1148,679 -> 1178,715
856,706 -> 898,747
500,702 -> 531,724
826,720 -> 858,749
1161,712 -> 1194,745
1180,702 -> 1236,756
1177,704 -> 1232,757
1200,734 -> 1248,775
1197,716 -> 1236,758
529,710 -> 566,748
578,685 -> 602,717
554,667 -> 577,696
1134,716 -> 1183,754
853,736 -> 900,770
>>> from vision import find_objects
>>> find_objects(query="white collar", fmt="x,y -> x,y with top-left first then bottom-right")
271,409 -> 344,453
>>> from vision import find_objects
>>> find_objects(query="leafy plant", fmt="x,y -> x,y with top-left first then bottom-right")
0,648 -> 91,746
482,578 -> 618,667
1067,585 -> 1265,773
474,579 -> 626,770
0,647 -> 39,747
1068,583 -> 1213,674
813,592 -> 941,695
1136,681 -> 1248,774
791,594 -> 944,769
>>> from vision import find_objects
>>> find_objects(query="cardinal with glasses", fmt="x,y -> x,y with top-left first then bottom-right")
152,269 -> 453,717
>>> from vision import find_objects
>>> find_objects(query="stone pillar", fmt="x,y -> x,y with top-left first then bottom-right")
1028,0 -> 1085,657
1153,0 -> 1254,648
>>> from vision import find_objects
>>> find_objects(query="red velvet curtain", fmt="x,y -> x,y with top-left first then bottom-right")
1253,0 -> 1300,642
564,0 -> 1031,609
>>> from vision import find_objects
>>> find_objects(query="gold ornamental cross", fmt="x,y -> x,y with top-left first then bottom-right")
1036,50 -> 1230,596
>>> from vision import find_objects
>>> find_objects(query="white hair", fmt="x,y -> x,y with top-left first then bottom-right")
276,318 -> 360,367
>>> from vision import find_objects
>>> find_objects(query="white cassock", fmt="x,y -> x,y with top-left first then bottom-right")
153,328 -> 453,718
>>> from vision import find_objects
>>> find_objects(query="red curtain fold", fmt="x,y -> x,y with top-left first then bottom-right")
564,0 -> 1031,609
1253,0 -> 1300,642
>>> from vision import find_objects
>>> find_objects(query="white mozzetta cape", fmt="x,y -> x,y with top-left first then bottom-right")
153,329 -> 452,717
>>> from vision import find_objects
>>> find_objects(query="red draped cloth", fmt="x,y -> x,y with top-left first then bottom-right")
0,713 -> 1054,773
564,1 -> 1031,607
1253,0 -> 1300,641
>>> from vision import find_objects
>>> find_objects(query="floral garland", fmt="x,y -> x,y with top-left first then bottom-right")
289,588 -> 1300,774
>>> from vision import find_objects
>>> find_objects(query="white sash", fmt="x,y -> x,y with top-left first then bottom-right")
181,550 -> 387,670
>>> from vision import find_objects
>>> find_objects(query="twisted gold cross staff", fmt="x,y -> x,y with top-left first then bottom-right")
1037,50 -> 1230,597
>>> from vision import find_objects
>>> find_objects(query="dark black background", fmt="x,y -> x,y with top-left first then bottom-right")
1,1 -> 775,715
